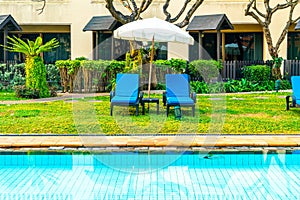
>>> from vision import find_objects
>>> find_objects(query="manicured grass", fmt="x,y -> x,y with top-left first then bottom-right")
0,91 -> 299,134
0,91 -> 25,101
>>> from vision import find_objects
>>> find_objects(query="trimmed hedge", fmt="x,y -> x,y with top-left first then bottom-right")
188,59 -> 223,83
243,65 -> 271,82
3,59 -> 290,95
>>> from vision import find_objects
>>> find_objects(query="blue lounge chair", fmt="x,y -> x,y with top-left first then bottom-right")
286,76 -> 300,110
163,74 -> 196,116
110,73 -> 141,116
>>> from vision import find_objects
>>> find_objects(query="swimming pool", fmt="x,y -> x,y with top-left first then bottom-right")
0,151 -> 299,200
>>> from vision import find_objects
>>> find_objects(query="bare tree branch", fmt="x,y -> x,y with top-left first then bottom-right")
176,0 -> 205,28
137,0 -> 151,20
162,0 -> 171,21
105,0 -> 203,27
33,0 -> 46,15
163,0 -> 190,23
141,0 -> 152,12
245,0 -> 300,59
162,0 -> 205,28
105,0 -> 152,24
253,1 -> 266,18
105,0 -> 132,24
292,16 -> 300,24
245,0 -> 264,25
275,0 -> 299,51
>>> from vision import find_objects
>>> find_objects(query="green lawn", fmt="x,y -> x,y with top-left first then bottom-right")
0,91 -> 26,101
0,91 -> 299,134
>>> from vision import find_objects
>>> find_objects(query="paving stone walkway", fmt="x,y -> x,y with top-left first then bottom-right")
0,135 -> 299,149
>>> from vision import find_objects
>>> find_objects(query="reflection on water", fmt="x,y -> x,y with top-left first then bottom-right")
0,152 -> 299,200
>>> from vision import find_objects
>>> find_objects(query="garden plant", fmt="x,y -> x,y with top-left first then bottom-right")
3,36 -> 59,98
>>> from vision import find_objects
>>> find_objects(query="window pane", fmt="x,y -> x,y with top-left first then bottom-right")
287,32 -> 300,60
0,32 -> 4,62
98,33 -> 112,60
44,33 -> 71,64
156,42 -> 167,60
203,33 -> 217,60
189,33 -> 218,60
189,32 -> 199,61
225,33 -> 263,61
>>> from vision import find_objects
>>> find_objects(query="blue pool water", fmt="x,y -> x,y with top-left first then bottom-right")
0,151 -> 299,200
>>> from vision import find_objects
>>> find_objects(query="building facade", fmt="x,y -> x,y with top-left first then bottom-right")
0,0 -> 299,63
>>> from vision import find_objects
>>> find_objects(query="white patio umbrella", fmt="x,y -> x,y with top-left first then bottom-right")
225,43 -> 246,55
295,20 -> 300,30
113,17 -> 194,97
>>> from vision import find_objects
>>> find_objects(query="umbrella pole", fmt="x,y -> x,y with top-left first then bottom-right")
148,37 -> 154,98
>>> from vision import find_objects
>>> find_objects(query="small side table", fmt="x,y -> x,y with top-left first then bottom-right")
141,98 -> 159,115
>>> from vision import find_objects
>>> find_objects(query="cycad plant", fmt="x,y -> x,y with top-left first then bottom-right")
4,36 -> 59,97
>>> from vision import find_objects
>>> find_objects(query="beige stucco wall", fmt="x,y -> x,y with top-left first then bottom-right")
0,0 -> 107,59
0,0 -> 299,60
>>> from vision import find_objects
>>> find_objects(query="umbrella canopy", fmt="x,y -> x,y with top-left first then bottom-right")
114,17 -> 194,97
225,43 -> 246,55
114,17 -> 194,45
295,20 -> 300,30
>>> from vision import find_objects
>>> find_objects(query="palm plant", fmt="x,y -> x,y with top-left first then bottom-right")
4,36 -> 59,98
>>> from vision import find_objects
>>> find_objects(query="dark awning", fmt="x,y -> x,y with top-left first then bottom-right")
186,14 -> 234,31
0,15 -> 22,31
296,20 -> 300,30
83,16 -> 122,32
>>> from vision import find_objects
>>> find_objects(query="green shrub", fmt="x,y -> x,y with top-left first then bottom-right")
169,58 -> 187,72
55,60 -> 81,93
75,56 -> 88,61
154,60 -> 171,69
190,81 -> 208,94
224,79 -> 278,93
108,60 -> 126,74
45,64 -> 61,89
4,36 -> 58,98
14,85 -> 40,99
0,63 -> 25,91
26,56 -> 49,98
154,58 -> 186,73
55,60 -> 81,74
49,86 -> 58,97
155,83 -> 166,90
224,79 -> 253,93
208,82 -> 225,93
189,60 -> 223,83
279,79 -> 291,90
105,60 -> 125,91
81,60 -> 111,71
242,65 -> 271,82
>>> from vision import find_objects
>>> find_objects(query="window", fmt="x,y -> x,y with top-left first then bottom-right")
225,33 -> 263,61
94,32 -> 168,61
6,33 -> 70,64
189,32 -> 199,61
287,32 -> 300,60
98,33 -> 112,60
153,42 -> 167,60
189,33 -> 219,60
44,33 -> 71,64
0,32 -> 4,62
202,33 -> 217,60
